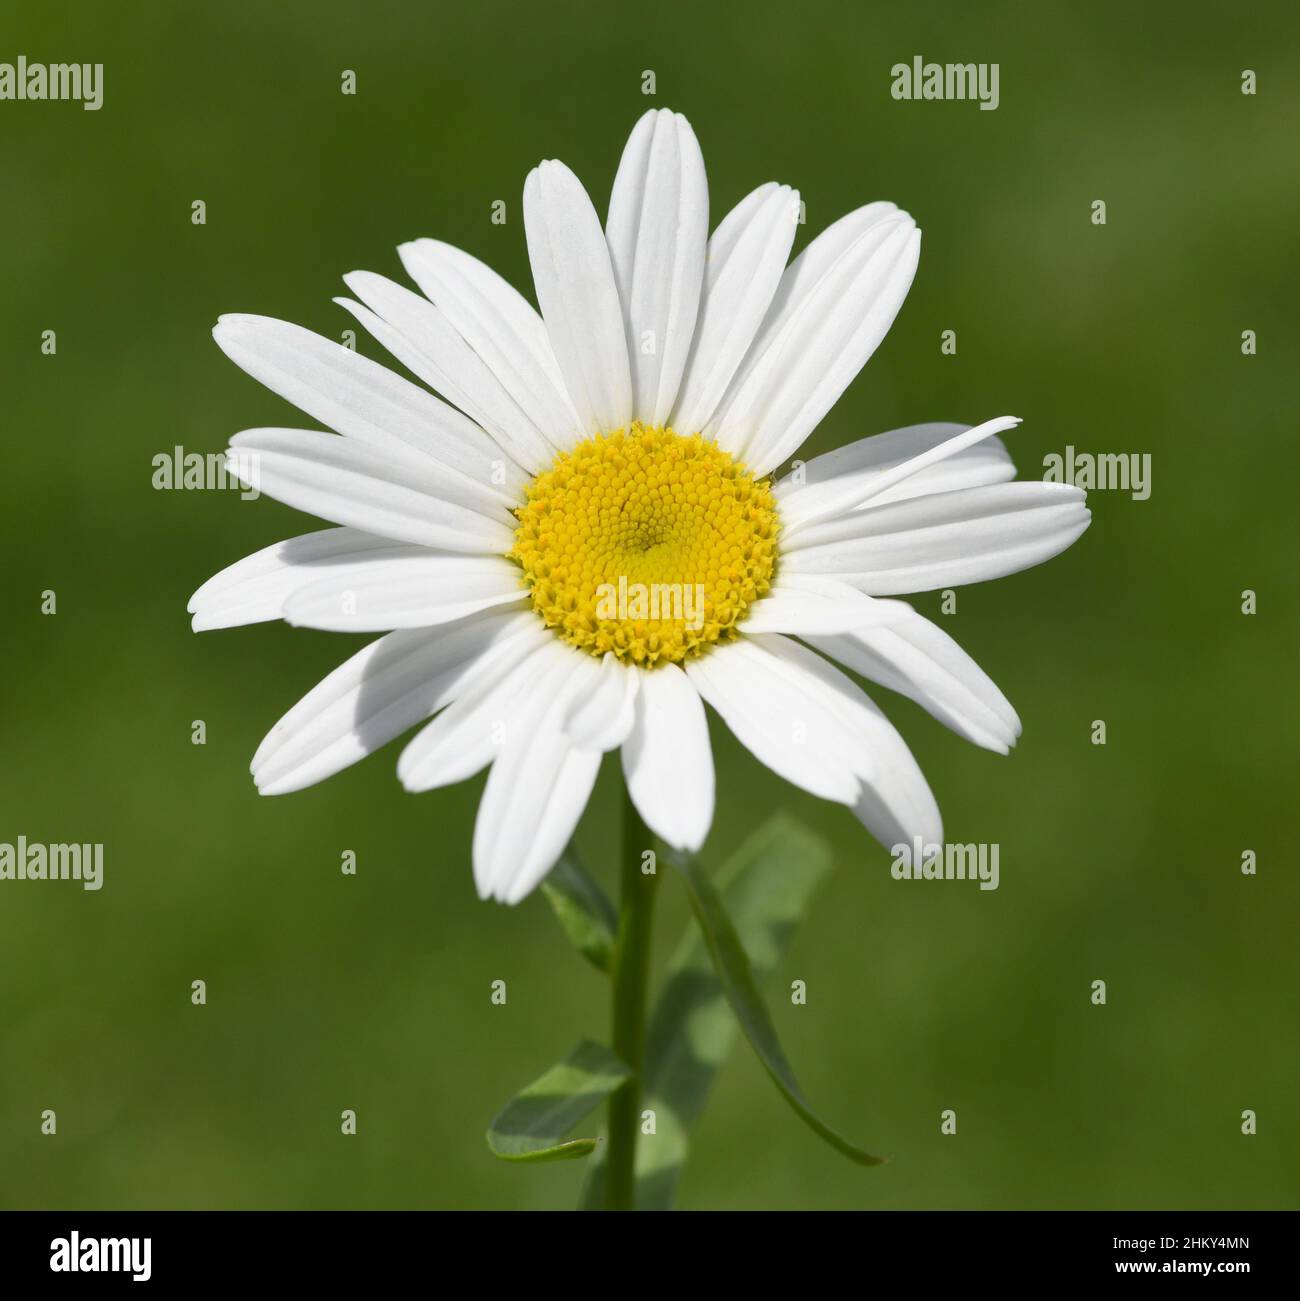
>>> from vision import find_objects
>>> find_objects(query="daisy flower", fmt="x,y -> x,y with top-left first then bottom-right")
190,108 -> 1090,904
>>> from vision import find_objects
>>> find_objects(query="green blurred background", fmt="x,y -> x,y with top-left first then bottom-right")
2,0 -> 1295,1210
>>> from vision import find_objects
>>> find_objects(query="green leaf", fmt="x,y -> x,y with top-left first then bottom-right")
672,842 -> 884,1167
487,1040 -> 631,1163
541,847 -> 618,974
580,813 -> 848,1209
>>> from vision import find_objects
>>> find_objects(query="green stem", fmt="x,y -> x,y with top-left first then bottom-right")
604,780 -> 659,1210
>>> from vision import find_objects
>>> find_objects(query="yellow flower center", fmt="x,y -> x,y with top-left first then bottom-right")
510,423 -> 780,667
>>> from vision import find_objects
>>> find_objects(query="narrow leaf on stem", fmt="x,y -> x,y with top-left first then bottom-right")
487,1040 -> 631,1163
541,847 -> 618,974
673,846 -> 885,1167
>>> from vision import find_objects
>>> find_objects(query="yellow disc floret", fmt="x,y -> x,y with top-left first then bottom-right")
510,423 -> 780,667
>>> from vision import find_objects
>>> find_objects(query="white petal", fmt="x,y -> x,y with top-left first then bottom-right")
778,422 -> 1016,516
564,653 -> 639,751
735,636 -> 943,853
282,553 -> 526,631
225,429 -> 515,554
779,417 -> 1021,539
212,314 -> 524,495
336,272 -> 554,473
472,644 -> 602,902
684,634 -> 874,804
741,574 -> 903,635
621,663 -> 714,852
782,481 -> 1091,594
524,160 -> 632,434
188,527 -> 410,631
809,602 -> 1021,753
709,206 -> 920,474
671,182 -> 800,436
764,201 -> 900,308
501,747 -> 604,905
848,718 -> 943,856
251,609 -> 534,795
398,238 -> 581,446
397,623 -> 553,792
606,109 -> 708,426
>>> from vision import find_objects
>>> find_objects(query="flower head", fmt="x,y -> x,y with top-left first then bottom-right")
512,423 -> 779,664
191,108 -> 1090,903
